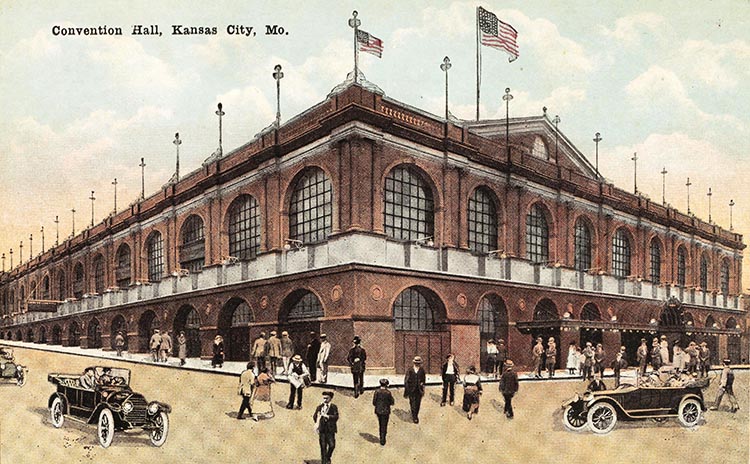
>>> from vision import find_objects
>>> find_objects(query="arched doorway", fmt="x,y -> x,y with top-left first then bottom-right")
174,305 -> 202,358
68,322 -> 81,347
477,294 -> 509,373
532,298 -> 560,369
138,311 -> 159,353
392,286 -> 449,374
726,318 -> 741,363
218,298 -> 253,361
26,329 -> 34,342
38,326 -> 47,344
110,314 -> 128,351
580,302 -> 603,350
279,290 -> 325,358
703,315 -> 719,365
88,318 -> 102,348
52,325 -> 62,345
15,330 -> 22,341
658,298 -> 686,363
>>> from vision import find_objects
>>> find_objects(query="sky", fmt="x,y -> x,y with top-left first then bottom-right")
0,0 -> 748,291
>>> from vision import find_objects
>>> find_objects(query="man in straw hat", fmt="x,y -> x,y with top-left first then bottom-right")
287,354 -> 310,410
403,356 -> 426,423
317,333 -> 332,384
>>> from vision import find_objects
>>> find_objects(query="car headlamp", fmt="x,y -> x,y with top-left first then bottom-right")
16,365 -> 23,371
122,401 -> 133,413
148,402 -> 159,414
583,392 -> 593,401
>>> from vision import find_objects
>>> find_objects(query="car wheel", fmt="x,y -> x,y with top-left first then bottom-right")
563,404 -> 588,432
50,397 -> 65,428
97,408 -> 115,448
16,369 -> 26,387
678,398 -> 702,428
587,402 -> 618,434
149,411 -> 169,447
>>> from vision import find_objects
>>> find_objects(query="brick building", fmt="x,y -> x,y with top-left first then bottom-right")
0,79 -> 746,374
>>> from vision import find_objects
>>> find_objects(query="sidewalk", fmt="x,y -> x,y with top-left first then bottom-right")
1,338 -> 739,390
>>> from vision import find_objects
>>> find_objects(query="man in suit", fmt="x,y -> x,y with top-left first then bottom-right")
237,361 -> 259,421
699,341 -> 711,377
313,391 -> 339,464
403,356 -> 426,423
532,337 -> 544,378
251,332 -> 268,372
650,338 -> 662,371
499,360 -> 519,419
317,333 -> 331,383
636,338 -> 648,376
545,337 -> 557,378
287,354 -> 309,409
611,346 -> 628,387
496,339 -> 508,379
306,332 -> 321,382
581,341 -> 595,380
372,378 -> 394,446
149,329 -> 161,362
268,330 -> 282,377
159,330 -> 172,363
347,336 -> 366,398
588,373 -> 607,392
440,353 -> 459,406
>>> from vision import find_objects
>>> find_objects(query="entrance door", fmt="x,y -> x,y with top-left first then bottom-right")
138,311 -> 158,352
396,332 -> 450,374
533,328 -> 561,369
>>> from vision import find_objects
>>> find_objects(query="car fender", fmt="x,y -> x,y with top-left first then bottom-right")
48,392 -> 68,413
586,396 -> 624,417
678,393 -> 706,411
87,403 -> 123,425
148,401 -> 172,414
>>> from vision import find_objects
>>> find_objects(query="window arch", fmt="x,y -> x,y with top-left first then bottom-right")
612,228 -> 631,278
289,167 -> 333,244
574,217 -> 592,271
42,275 -> 50,299
287,291 -> 324,320
180,215 -> 205,273
384,165 -> 435,242
146,232 -> 164,282
468,187 -> 498,253
92,254 -> 105,293
394,287 -> 439,331
57,270 -> 66,300
19,286 -> 25,310
231,302 -> 253,327
649,238 -> 662,284
228,194 -> 261,260
581,303 -> 601,321
116,244 -> 131,288
533,298 -> 558,321
531,136 -> 548,159
720,259 -> 730,296
699,254 -> 709,290
526,204 -> 549,264
73,263 -> 84,298
676,247 -> 687,286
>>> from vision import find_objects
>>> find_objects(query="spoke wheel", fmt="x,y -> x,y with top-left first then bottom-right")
563,405 -> 588,432
97,409 -> 115,448
678,398 -> 702,428
149,411 -> 169,447
587,402 -> 618,434
50,397 -> 65,428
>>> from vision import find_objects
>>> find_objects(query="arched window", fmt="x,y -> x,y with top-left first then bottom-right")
394,287 -> 436,331
699,254 -> 708,290
478,297 -> 497,337
384,165 -> 435,241
612,228 -> 631,278
228,195 -> 261,260
720,260 -> 730,296
649,239 -> 662,284
116,244 -> 131,288
574,218 -> 592,271
57,271 -> 66,300
468,187 -> 498,253
180,215 -> 205,273
41,276 -> 50,299
526,204 -> 549,264
531,136 -> 548,159
533,298 -> 558,321
146,232 -> 164,282
231,302 -> 253,326
93,254 -> 105,294
19,286 -> 25,311
289,167 -> 332,244
288,291 -> 324,320
581,303 -> 601,321
30,281 -> 36,299
73,263 -> 84,298
676,247 -> 687,286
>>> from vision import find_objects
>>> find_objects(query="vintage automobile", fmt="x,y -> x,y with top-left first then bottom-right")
0,347 -> 28,387
562,375 -> 709,434
47,366 -> 171,448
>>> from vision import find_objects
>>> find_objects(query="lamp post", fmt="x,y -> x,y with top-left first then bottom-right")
173,133 -> 181,182
729,199 -> 735,230
686,177 -> 692,214
273,65 -> 284,126
89,191 -> 96,227
215,103 -> 225,157
660,167 -> 668,205
440,57 -> 451,121
593,132 -> 602,180
707,187 -> 712,223
503,88 -> 513,163
631,152 -> 638,194
553,115 -> 561,164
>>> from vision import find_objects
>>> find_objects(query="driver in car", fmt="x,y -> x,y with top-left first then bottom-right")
97,367 -> 114,386
79,367 -> 97,389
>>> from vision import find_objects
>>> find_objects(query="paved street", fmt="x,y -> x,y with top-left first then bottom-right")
1,345 -> 747,463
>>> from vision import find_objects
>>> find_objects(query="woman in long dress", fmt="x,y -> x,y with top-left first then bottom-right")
566,341 -> 578,375
252,367 -> 275,418
177,331 -> 187,366
212,335 -> 224,368
461,366 -> 482,420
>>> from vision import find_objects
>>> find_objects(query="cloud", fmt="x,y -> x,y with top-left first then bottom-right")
14,28 -> 61,58
498,86 -> 587,119
599,13 -> 665,45
673,39 -> 750,90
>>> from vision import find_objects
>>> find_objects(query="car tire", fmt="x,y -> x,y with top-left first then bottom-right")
149,411 -> 169,447
587,402 -> 617,434
50,397 -> 65,428
678,398 -> 702,428
16,369 -> 26,387
97,408 -> 115,448
563,404 -> 588,432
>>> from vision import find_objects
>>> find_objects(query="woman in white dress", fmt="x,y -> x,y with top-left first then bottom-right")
566,341 -> 579,375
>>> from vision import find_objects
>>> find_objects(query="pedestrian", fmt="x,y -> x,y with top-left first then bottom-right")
287,354 -> 310,409
685,341 -> 699,374
486,339 -> 498,376
306,332 -> 321,383
317,333 -> 331,384
659,335 -> 670,366
313,391 -> 339,464
403,356 -> 426,424
582,341 -> 594,380
699,342 -> 711,377
149,329 -> 161,362
611,346 -> 628,387
532,337 -> 544,378
440,353 -> 459,407
160,330 -> 172,363
254,367 -> 275,419
212,335 -> 224,368
710,359 -> 739,412
268,330 -> 282,377
566,341 -> 578,375
499,360 -> 519,419
372,378 -> 394,446
280,331 -> 294,375
587,373 -> 607,392
177,331 -> 187,366
114,330 -> 125,357
636,338 -> 648,376
462,366 -> 482,420
237,361 -> 258,421
546,337 -> 557,378
651,338 -> 662,371
594,343 -> 606,376
673,343 -> 686,372
252,332 -> 268,372
496,339 -> 508,379
347,336 -> 366,398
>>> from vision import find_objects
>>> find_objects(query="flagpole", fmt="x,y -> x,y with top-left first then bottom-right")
349,11 -> 361,84
476,7 -> 480,121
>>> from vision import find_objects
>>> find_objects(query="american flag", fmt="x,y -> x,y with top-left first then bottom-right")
478,7 -> 518,62
357,29 -> 383,58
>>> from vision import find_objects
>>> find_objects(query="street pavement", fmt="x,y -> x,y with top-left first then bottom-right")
0,343 -> 747,464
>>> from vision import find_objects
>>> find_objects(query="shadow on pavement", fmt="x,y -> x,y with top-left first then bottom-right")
393,408 -> 413,423
359,432 -> 379,443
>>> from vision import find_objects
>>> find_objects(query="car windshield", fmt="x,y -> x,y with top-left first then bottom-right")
94,366 -> 130,386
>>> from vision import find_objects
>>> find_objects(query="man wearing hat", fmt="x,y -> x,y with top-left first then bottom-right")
582,341 -> 595,381
280,331 -> 294,375
317,334 -> 332,384
372,378 -> 394,446
685,341 -> 699,374
710,359 -> 739,412
611,346 -> 628,388
252,332 -> 269,372
532,337 -> 544,378
659,335 -> 670,366
650,338 -> 662,371
149,329 -> 161,362
114,330 -> 125,357
237,361 -> 258,421
499,360 -> 519,419
545,337 -> 557,378
268,330 -> 282,377
313,391 -> 339,464
636,338 -> 648,376
404,356 -> 426,423
496,339 -> 508,379
306,332 -> 321,382
347,336 -> 367,398
698,341 -> 710,377
287,354 -> 310,409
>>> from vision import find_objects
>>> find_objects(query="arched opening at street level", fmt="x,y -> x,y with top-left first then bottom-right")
110,314 -> 128,351
579,302 -> 603,351
279,290 -> 325,360
67,322 -> 81,347
174,304 -> 202,358
51,325 -> 62,345
218,298 -> 253,362
531,298 -> 561,369
726,318 -> 741,364
392,286 -> 449,374
703,315 -> 719,365
87,318 -> 102,348
38,326 -> 47,344
138,310 -> 159,353
477,294 -> 508,373
25,328 -> 34,342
